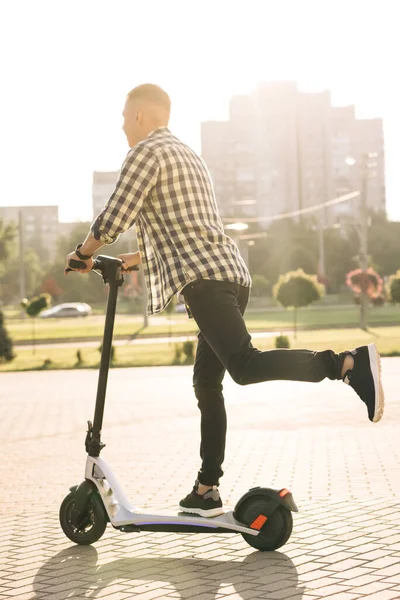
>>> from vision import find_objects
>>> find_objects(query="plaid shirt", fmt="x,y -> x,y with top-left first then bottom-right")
92,127 -> 251,316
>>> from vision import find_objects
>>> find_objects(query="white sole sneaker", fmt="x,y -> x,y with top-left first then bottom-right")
368,343 -> 385,423
178,505 -> 225,518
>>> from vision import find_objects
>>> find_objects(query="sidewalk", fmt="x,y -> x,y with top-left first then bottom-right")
1,359 -> 400,599
16,329 -> 290,351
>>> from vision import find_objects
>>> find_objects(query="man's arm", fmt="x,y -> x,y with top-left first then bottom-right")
65,145 -> 159,273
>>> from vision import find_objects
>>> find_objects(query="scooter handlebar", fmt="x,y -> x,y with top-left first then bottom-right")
66,258 -> 139,273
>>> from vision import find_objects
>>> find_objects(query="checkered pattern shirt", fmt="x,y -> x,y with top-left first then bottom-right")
92,126 -> 252,316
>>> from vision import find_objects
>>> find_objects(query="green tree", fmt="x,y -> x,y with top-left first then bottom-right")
0,219 -> 16,264
387,270 -> 400,304
0,310 -> 14,362
251,275 -> 269,298
273,269 -> 325,338
249,219 -> 319,290
1,249 -> 44,304
368,213 -> 400,277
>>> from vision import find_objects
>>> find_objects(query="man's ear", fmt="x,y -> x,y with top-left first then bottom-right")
136,109 -> 143,124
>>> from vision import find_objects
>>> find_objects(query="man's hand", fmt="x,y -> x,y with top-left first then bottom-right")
64,251 -> 94,275
117,252 -> 141,270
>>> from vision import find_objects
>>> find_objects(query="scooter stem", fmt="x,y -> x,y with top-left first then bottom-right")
88,277 -> 119,456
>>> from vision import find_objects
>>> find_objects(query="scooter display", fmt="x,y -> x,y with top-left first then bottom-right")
59,255 -> 298,551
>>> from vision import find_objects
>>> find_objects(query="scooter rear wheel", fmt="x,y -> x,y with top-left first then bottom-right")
59,491 -> 107,545
237,497 -> 293,551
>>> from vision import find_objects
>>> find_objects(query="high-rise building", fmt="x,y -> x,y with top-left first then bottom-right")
201,83 -> 386,228
331,106 -> 385,221
254,82 -> 300,222
353,117 -> 385,214
297,90 -> 333,224
92,171 -> 118,219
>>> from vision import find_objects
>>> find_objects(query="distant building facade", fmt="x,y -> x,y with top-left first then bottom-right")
92,171 -> 118,220
201,82 -> 386,228
0,205 -> 59,259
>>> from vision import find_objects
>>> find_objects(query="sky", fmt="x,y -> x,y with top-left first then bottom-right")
0,0 -> 399,222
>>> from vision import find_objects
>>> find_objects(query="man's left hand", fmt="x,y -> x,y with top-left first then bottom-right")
64,252 -> 94,275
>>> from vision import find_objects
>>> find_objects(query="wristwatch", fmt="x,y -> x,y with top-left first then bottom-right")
75,243 -> 93,260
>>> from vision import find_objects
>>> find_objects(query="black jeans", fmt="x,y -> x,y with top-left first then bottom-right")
182,279 -> 346,486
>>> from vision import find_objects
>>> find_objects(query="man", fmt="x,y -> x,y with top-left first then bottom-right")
65,84 -> 384,518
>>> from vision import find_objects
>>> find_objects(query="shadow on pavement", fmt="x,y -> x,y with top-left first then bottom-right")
33,545 -> 303,599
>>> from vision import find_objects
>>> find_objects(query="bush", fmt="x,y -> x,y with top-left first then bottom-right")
273,269 -> 325,337
275,335 -> 290,349
251,274 -> 270,297
172,343 -> 183,365
21,293 -> 51,317
182,340 -> 195,364
0,310 -> 14,362
387,270 -> 400,304
170,340 -> 195,365
40,358 -> 52,370
346,268 -> 383,299
98,344 -> 116,363
372,295 -> 385,307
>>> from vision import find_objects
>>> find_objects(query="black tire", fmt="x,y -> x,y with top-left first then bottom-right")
237,497 -> 293,551
59,490 -> 107,545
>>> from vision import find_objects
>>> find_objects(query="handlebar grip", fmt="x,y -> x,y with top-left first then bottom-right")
66,257 -> 139,274
70,258 -> 87,269
65,258 -> 88,272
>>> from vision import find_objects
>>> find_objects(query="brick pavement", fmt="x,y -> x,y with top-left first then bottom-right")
0,358 -> 400,599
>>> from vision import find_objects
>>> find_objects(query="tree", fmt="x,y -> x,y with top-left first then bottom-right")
251,275 -> 269,298
21,293 -> 51,353
0,219 -> 16,264
0,249 -> 44,304
368,213 -> 400,277
273,269 -> 325,338
346,268 -> 383,300
249,219 -> 319,289
0,310 -> 14,362
387,270 -> 400,304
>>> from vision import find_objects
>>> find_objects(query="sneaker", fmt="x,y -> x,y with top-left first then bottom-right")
343,343 -> 384,423
179,480 -> 224,517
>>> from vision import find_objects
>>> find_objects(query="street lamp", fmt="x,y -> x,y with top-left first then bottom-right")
345,153 -> 378,331
225,222 -> 249,232
225,222 -> 249,266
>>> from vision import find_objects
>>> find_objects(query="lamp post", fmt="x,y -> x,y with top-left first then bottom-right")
345,153 -> 377,331
225,222 -> 249,267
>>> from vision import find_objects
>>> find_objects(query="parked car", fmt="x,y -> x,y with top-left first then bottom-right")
39,303 -> 92,318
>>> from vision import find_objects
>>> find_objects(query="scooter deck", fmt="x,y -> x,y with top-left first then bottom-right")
110,505 -> 258,536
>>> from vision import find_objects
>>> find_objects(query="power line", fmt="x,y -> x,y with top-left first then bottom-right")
222,191 -> 360,224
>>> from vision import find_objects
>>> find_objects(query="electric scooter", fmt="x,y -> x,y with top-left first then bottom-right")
59,255 -> 298,551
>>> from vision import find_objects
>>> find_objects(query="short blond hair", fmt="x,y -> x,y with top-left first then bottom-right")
127,84 -> 171,115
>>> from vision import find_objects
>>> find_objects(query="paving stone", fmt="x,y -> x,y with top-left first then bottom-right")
1,362 -> 400,600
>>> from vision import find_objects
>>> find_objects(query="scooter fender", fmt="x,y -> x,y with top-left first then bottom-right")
68,480 -> 98,527
233,486 -> 298,522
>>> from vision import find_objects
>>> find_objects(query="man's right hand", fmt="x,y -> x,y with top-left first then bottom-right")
64,251 -> 94,275
117,252 -> 141,270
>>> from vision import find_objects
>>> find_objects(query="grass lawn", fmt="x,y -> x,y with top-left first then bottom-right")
2,326 -> 400,372
5,304 -> 400,343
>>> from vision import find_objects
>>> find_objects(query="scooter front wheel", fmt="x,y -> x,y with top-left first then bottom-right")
59,491 -> 107,545
237,498 -> 293,551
